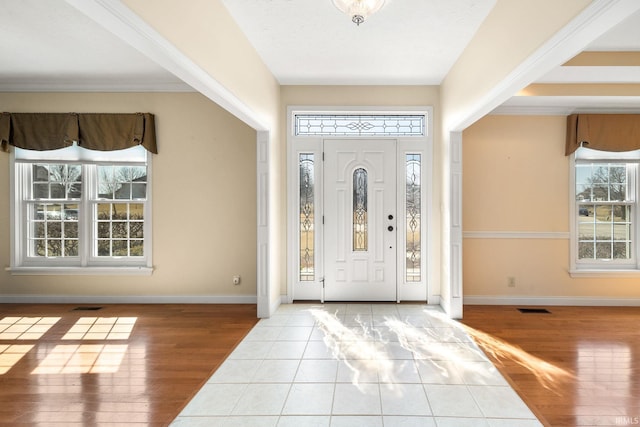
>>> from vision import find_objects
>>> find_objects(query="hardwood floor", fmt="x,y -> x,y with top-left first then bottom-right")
0,304 -> 258,426
461,305 -> 640,427
3,303 -> 639,426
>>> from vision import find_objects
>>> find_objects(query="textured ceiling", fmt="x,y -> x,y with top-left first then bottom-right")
0,0 -> 190,91
219,0 -> 496,85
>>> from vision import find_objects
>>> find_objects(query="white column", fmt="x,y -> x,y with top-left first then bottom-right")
256,130 -> 271,318
449,131 -> 464,318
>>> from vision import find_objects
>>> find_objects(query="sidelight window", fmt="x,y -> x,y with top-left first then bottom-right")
299,154 -> 315,281
406,154 -> 422,282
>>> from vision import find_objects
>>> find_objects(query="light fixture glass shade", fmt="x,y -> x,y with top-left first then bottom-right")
332,0 -> 386,25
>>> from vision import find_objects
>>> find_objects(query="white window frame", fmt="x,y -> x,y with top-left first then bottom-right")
569,147 -> 640,277
9,145 -> 153,276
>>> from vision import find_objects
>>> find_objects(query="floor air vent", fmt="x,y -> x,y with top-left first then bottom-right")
517,308 -> 551,314
72,306 -> 103,311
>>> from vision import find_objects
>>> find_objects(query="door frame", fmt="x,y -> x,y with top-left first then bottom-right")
286,106 -> 434,303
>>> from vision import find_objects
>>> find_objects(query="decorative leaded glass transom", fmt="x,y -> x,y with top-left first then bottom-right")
295,114 -> 425,137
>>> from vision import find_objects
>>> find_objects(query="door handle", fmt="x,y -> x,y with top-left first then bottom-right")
388,225 -> 394,232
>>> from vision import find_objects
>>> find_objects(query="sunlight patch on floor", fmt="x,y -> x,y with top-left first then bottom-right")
461,323 -> 575,392
310,309 -> 394,389
62,317 -> 137,340
0,344 -> 35,374
0,316 -> 61,340
32,344 -> 129,374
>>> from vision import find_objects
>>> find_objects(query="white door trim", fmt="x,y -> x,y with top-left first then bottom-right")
287,106 -> 433,304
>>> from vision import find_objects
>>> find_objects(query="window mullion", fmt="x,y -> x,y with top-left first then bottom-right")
80,164 -> 95,266
143,155 -> 152,268
627,163 -> 640,269
16,163 -> 30,266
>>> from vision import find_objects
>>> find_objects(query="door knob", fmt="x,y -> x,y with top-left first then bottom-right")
388,225 -> 394,231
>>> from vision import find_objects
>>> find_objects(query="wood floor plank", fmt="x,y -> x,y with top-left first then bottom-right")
462,305 -> 640,427
0,304 -> 257,426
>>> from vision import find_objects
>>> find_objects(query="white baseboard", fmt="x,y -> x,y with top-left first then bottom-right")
464,295 -> 640,307
0,295 -> 258,304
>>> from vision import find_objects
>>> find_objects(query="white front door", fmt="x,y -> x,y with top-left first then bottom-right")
323,139 -> 397,301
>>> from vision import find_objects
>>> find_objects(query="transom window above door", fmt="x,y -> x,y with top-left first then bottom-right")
294,113 -> 426,137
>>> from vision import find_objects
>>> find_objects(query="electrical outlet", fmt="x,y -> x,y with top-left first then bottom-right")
507,276 -> 516,287
233,275 -> 241,285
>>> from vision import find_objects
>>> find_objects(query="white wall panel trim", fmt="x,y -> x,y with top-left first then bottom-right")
464,231 -> 570,239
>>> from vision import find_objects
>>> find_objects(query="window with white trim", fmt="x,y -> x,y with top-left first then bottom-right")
572,147 -> 639,271
11,144 -> 152,271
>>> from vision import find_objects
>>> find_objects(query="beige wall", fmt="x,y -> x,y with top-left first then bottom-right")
463,115 -> 640,300
0,92 -> 257,299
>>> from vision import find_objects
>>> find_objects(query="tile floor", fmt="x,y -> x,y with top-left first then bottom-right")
171,304 -> 542,427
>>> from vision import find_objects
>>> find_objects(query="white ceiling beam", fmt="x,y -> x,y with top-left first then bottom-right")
65,0 -> 270,131
451,0 -> 640,131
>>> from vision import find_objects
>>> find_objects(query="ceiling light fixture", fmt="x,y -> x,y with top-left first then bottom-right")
332,0 -> 386,26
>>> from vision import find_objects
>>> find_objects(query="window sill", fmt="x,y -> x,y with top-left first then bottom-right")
6,266 -> 154,276
569,269 -> 640,278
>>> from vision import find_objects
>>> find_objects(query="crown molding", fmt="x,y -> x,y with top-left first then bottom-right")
490,105 -> 640,115
0,80 -> 194,93
491,104 -> 640,116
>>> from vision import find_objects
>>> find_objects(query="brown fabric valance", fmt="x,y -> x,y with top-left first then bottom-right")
566,114 -> 640,155
78,113 -> 156,153
0,113 -> 78,152
0,112 -> 157,154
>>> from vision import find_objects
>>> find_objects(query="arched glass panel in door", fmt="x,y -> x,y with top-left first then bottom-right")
353,168 -> 368,252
